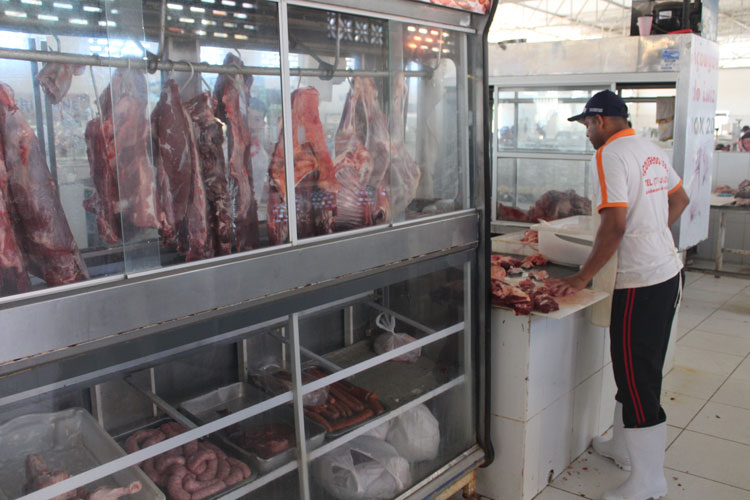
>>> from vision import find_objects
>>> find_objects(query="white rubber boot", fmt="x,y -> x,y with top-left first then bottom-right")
602,422 -> 668,500
593,402 -> 631,471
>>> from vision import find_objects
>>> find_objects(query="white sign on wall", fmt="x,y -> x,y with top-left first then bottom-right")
678,36 -> 719,249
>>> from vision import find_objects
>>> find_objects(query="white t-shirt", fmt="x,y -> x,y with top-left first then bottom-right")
592,128 -> 683,289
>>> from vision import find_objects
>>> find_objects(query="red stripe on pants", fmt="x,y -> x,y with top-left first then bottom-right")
623,289 -> 646,425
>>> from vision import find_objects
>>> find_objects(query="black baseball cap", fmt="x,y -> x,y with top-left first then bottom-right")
568,90 -> 629,122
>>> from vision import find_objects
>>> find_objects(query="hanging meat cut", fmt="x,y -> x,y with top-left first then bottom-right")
389,74 -> 421,217
267,87 -> 338,244
84,69 -> 159,242
333,77 -> 390,230
0,138 -> 31,294
35,63 -> 85,105
152,79 -> 210,261
0,82 -> 88,287
527,189 -> 591,222
213,53 -> 259,251
184,92 -> 232,256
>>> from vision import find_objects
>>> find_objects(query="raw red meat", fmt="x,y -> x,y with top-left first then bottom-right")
529,270 -> 549,281
521,229 -> 538,243
521,253 -> 549,269
151,79 -> 210,261
267,87 -> 338,244
233,423 -> 294,459
35,63 -> 85,105
84,69 -> 159,240
389,73 -> 421,216
333,77 -> 390,230
490,264 -> 506,282
518,278 -> 535,294
490,279 -> 532,315
491,253 -> 523,269
184,92 -> 232,256
531,289 -> 559,313
213,53 -> 260,251
0,82 -> 88,286
713,185 -> 735,195
0,138 -> 31,294
497,202 -> 529,222
507,266 -> 523,276
527,189 -> 591,222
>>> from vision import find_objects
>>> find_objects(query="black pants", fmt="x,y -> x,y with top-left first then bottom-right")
610,272 -> 681,428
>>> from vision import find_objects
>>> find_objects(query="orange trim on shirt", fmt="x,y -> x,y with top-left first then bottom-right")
667,179 -> 683,195
597,202 -> 629,212
596,128 -> 637,205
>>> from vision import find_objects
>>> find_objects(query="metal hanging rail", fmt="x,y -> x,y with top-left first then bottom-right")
0,47 -> 429,78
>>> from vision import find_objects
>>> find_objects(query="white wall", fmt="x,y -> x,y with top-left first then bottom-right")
717,68 -> 750,129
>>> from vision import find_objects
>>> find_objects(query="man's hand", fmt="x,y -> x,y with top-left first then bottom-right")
546,274 -> 588,297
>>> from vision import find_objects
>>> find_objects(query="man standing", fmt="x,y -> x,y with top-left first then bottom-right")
547,90 -> 690,500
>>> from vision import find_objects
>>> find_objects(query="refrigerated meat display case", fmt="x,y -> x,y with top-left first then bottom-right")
0,0 -> 496,499
488,34 -> 719,252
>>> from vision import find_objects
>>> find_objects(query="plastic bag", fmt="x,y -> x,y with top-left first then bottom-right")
362,420 -> 391,440
386,404 -> 440,461
314,436 -> 411,500
372,313 -> 420,363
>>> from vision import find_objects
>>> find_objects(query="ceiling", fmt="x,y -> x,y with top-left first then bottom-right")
488,0 -> 750,67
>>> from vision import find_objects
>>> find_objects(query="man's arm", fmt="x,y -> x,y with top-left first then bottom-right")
668,186 -> 690,226
546,206 -> 627,296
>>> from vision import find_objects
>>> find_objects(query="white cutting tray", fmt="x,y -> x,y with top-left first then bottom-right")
0,408 -> 163,500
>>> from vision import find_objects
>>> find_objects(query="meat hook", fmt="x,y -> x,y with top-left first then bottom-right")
178,60 -> 196,94
89,65 -> 102,118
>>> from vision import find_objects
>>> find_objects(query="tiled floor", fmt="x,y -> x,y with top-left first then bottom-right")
533,271 -> 750,500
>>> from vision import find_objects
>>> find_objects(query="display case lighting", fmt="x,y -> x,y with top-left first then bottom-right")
214,9 -> 227,16
414,35 -> 421,41
425,37 -> 433,42
214,32 -> 228,37
5,10 -> 27,18
243,2 -> 255,8
167,3 -> 183,10
419,28 -> 427,34
83,5 -> 102,12
223,0 -> 237,6
408,42 -> 418,49
407,26 -> 416,32
70,18 -> 88,25
202,18 -> 216,25
196,29 -> 207,36
244,24 -> 255,30
38,14 -> 59,21
224,21 -> 236,28
235,33 -> 248,40
21,0 -> 42,6
179,17 -> 195,23
190,6 -> 206,12
234,12 -> 247,19
202,0 -> 215,3
52,2 -> 72,9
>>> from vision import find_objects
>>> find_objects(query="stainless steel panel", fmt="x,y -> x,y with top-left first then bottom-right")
0,213 -> 478,366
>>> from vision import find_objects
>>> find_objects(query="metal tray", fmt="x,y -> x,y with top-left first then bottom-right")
0,408 -> 163,500
113,417 -> 252,500
179,383 -> 325,474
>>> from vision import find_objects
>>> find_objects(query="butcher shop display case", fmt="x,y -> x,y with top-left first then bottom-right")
0,0 -> 495,499
488,34 -> 718,250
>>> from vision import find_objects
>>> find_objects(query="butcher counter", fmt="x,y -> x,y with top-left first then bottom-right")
476,241 -> 681,500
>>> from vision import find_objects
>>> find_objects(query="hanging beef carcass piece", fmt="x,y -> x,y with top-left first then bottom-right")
83,69 -> 159,243
389,73 -> 421,217
184,91 -> 232,256
35,63 -> 85,105
527,189 -> 591,222
152,79 -> 210,261
0,82 -> 88,286
333,77 -> 390,230
267,87 -> 338,244
0,138 -> 31,294
213,53 -> 259,251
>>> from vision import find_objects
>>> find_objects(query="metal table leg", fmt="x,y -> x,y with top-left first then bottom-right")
715,210 -> 726,276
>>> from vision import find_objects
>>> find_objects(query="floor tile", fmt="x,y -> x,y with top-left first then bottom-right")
732,358 -> 750,380
661,468 -> 750,500
532,486 -> 591,500
673,345 -> 744,377
708,309 -> 750,325
662,390 -> 707,428
676,311 -> 711,331
687,401 -> 750,445
689,275 -> 750,295
681,288 -> 736,307
720,298 -> 750,316
665,430 -> 750,490
662,366 -> 727,400
712,378 -> 750,410
684,272 -> 704,286
667,424 -> 682,448
696,317 -> 750,339
679,329 -> 750,356
550,449 -> 628,500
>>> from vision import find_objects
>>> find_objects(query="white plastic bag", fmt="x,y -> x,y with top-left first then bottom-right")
362,420 -> 391,440
373,313 -> 420,363
314,436 -> 411,500
386,404 -> 440,461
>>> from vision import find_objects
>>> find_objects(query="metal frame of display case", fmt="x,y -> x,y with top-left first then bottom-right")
0,0 -> 498,499
487,34 -> 718,249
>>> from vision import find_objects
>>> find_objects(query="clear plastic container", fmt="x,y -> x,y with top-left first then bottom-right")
531,215 -> 594,266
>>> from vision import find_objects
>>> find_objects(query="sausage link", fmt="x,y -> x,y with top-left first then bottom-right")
367,394 -> 385,415
186,448 -> 216,475
142,430 -> 167,448
166,466 -> 191,500
182,441 -> 199,456
125,429 -> 162,453
304,409 -> 333,432
183,475 -> 223,493
329,409 -> 374,432
155,455 -> 186,474
228,457 -> 251,479
330,398 -> 352,418
317,404 -> 339,421
215,458 -> 231,481
329,385 -> 365,412
197,458 -> 218,481
141,458 -> 164,487
189,480 -> 227,500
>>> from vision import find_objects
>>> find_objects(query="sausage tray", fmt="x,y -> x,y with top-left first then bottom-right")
0,408 -> 163,500
112,417 -> 251,500
178,383 -> 325,474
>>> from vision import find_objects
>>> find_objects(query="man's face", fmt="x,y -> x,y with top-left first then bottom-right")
583,115 -> 606,150
742,137 -> 750,151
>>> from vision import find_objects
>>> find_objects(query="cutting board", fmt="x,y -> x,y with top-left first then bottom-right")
499,276 -> 609,320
